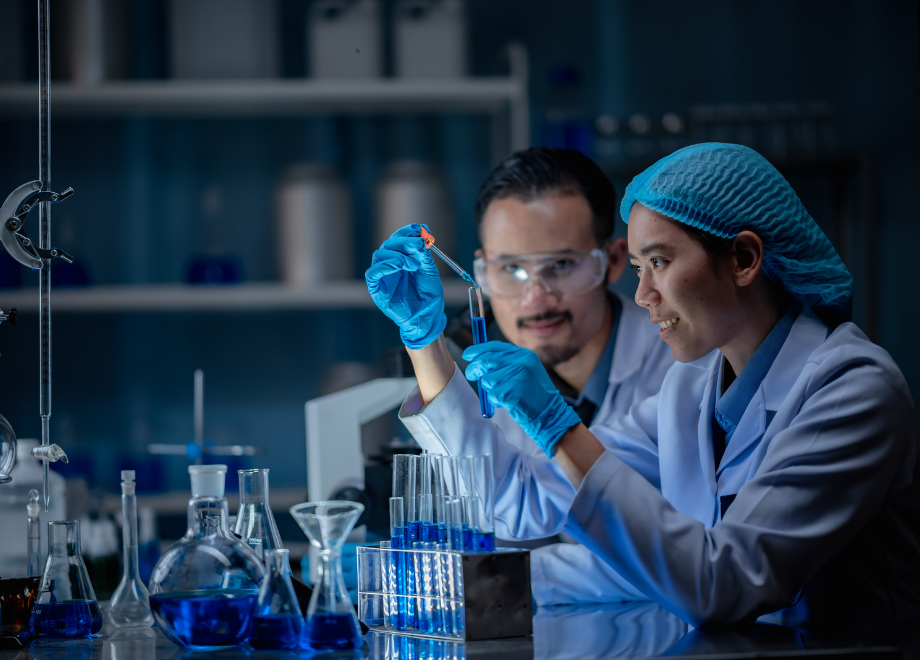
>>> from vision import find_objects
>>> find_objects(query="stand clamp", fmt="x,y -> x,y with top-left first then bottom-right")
1,180 -> 75,269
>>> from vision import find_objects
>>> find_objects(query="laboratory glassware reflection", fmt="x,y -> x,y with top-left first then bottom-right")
148,465 -> 264,650
290,501 -> 364,652
30,520 -> 103,638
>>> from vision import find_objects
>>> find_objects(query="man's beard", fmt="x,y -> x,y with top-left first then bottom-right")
533,343 -> 581,368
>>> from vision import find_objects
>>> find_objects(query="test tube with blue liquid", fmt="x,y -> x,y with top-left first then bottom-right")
471,454 -> 496,552
469,286 -> 495,419
388,497 -> 408,630
392,455 -> 417,628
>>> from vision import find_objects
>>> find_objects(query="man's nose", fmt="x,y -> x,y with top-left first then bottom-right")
521,277 -> 558,307
634,271 -> 659,309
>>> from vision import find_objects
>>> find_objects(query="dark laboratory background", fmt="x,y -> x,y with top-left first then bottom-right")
0,0 -> 918,594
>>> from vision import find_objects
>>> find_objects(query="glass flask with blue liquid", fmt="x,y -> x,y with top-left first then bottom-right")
30,520 -> 104,638
249,549 -> 304,649
148,465 -> 265,650
291,501 -> 364,652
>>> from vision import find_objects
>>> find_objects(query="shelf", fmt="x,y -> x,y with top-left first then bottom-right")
0,280 -> 472,313
0,78 -> 524,118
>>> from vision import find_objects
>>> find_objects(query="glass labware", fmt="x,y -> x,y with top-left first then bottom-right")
291,501 -> 364,652
30,520 -> 103,638
234,468 -> 284,560
148,465 -> 264,650
0,414 -> 15,484
249,549 -> 304,649
109,470 -> 154,628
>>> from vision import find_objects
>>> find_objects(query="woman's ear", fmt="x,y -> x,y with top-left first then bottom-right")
731,231 -> 765,287
606,238 -> 629,284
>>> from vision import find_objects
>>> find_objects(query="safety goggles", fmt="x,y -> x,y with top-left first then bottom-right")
473,249 -> 608,300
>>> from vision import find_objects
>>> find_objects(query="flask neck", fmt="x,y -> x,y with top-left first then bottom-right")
239,469 -> 269,504
121,488 -> 140,579
187,496 -> 231,539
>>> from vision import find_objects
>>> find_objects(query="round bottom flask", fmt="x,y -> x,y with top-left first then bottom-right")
291,501 -> 364,652
148,465 -> 264,650
30,521 -> 103,638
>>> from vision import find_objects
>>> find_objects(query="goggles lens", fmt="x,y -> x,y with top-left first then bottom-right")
473,249 -> 607,300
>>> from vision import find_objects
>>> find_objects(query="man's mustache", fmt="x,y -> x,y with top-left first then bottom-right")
517,310 -> 573,329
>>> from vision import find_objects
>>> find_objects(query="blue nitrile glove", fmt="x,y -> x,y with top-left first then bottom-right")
463,341 -> 582,458
366,224 -> 446,350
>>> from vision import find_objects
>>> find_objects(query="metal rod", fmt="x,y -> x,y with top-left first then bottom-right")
38,0 -> 52,512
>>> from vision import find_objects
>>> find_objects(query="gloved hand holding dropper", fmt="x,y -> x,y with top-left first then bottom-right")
366,224 -> 581,455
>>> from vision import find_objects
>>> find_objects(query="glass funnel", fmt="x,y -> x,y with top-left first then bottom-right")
30,520 -> 103,637
234,469 -> 283,560
250,549 -> 304,650
148,465 -> 265,650
291,501 -> 364,652
0,413 -> 16,484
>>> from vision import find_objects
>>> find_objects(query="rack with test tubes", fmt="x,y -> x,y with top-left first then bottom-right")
357,454 -> 533,641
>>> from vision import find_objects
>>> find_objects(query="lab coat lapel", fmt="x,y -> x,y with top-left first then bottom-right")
717,307 -> 828,471
667,356 -> 720,525
595,293 -> 648,421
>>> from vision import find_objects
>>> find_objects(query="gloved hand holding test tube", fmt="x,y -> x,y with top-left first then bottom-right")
418,226 -> 494,419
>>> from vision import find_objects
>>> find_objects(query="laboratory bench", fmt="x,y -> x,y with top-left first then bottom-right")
4,600 -> 908,660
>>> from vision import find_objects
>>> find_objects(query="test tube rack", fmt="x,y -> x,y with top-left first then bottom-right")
357,544 -> 532,641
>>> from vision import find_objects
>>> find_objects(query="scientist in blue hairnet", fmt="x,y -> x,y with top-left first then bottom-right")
366,143 -> 920,632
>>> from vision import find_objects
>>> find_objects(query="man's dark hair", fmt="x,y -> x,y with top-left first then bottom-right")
474,148 -> 617,244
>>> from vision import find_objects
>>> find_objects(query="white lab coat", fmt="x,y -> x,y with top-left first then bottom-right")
400,291 -> 675,604
565,307 -> 920,630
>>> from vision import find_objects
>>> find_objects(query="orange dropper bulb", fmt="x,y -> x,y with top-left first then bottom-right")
419,226 -> 436,249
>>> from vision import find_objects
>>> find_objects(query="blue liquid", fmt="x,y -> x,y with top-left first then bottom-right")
303,612 -> 362,651
408,520 -> 422,544
422,522 -> 439,544
438,524 -> 448,547
473,531 -> 495,552
450,527 -> 463,551
472,317 -> 495,418
389,533 -> 409,629
150,590 -> 258,649
30,600 -> 103,638
462,525 -> 474,552
249,614 -> 304,650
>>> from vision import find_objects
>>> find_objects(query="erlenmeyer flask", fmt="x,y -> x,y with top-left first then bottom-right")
30,520 -> 103,637
234,469 -> 283,560
290,501 -> 364,652
250,549 -> 304,649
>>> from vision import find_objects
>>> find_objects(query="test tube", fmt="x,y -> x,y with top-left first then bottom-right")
431,456 -> 449,548
471,454 -> 495,552
392,454 -> 418,628
388,498 -> 407,630
469,287 -> 495,419
27,489 -> 41,576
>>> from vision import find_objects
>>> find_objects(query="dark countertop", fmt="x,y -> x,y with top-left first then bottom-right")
0,601 -> 910,660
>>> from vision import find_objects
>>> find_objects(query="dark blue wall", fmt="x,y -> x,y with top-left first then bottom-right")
1,0 -> 917,493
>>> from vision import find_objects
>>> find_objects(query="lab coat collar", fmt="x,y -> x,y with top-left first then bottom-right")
715,306 -> 829,472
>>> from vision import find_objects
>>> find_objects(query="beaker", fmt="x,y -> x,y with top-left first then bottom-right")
148,465 -> 264,650
30,520 -> 103,637
290,501 -> 364,652
250,549 -> 304,650
234,468 -> 284,560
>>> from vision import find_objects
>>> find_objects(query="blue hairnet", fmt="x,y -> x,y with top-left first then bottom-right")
620,143 -> 853,317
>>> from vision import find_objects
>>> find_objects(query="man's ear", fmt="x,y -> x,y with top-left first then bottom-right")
731,231 -> 765,287
606,238 -> 628,284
